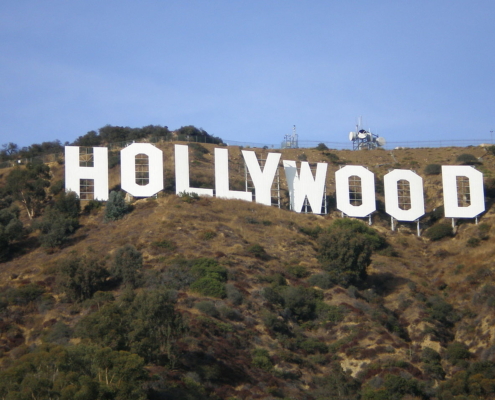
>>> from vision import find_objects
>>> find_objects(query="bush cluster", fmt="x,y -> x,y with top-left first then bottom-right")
424,163 -> 442,175
425,223 -> 453,241
189,258 -> 227,298
104,191 -> 130,221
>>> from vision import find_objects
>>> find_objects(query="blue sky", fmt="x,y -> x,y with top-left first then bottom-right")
1,1 -> 494,149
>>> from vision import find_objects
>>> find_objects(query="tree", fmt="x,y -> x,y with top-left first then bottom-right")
5,162 -> 50,219
0,344 -> 148,400
36,207 -> 79,249
105,191 -> 130,221
53,190 -> 81,218
0,206 -> 24,261
35,192 -> 80,250
112,244 -> 143,288
0,142 -> 18,159
129,289 -> 187,367
77,289 -> 186,367
72,130 -> 102,146
456,153 -> 480,165
317,220 -> 376,287
58,254 -> 109,302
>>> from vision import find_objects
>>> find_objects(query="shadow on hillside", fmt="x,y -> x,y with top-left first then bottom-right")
60,233 -> 89,250
180,351 -> 249,385
366,272 -> 410,296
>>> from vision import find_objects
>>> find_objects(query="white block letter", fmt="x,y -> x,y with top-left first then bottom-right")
242,150 -> 281,206
121,143 -> 163,197
442,165 -> 485,218
215,148 -> 252,201
384,169 -> 425,221
175,145 -> 214,196
65,146 -> 109,201
335,165 -> 376,217
283,160 -> 327,214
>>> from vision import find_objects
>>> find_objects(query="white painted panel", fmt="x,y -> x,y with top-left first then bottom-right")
335,165 -> 376,217
214,148 -> 252,201
121,143 -> 164,197
175,145 -> 214,196
442,165 -> 485,218
242,150 -> 281,206
384,169 -> 425,221
65,146 -> 109,201
282,160 -> 327,214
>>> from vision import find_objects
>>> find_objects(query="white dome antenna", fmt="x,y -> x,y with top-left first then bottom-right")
348,118 -> 386,150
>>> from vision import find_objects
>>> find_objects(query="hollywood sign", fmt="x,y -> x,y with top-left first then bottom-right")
65,143 -> 485,222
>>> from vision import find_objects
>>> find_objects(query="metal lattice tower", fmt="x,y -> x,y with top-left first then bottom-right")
281,125 -> 299,149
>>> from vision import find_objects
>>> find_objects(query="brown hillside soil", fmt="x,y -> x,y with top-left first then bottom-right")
1,144 -> 495,398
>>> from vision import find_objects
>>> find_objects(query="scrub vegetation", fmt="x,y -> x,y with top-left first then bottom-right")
1,130 -> 495,398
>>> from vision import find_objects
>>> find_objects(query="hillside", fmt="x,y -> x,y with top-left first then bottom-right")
1,142 -> 495,399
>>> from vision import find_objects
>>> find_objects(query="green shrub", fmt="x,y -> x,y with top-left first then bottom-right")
426,296 -> 459,326
83,199 -> 103,213
36,207 -> 79,249
112,244 -> 143,288
486,145 -> 495,156
57,254 -> 109,302
190,258 -> 227,282
281,286 -> 321,321
446,342 -> 471,365
473,284 -> 495,307
261,287 -> 284,306
261,311 -> 291,335
316,143 -> 329,151
421,347 -> 441,364
151,239 -> 176,251
190,277 -> 226,298
424,164 -> 442,175
53,191 -> 80,218
201,229 -> 217,240
104,191 -> 130,221
297,153 -> 308,161
323,152 -> 340,163
49,179 -> 64,195
0,206 -> 24,261
456,153 -> 480,165
0,344 -> 148,400
329,219 -> 386,250
195,301 -> 219,318
286,265 -> 309,278
308,273 -> 334,289
299,338 -> 328,354
43,322 -> 72,345
252,348 -> 272,371
316,303 -> 345,323
4,283 -> 45,306
466,237 -> 481,247
429,206 -> 444,222
317,219 -> 383,287
478,223 -> 491,239
226,283 -> 243,305
247,243 -> 269,260
178,191 -> 200,203
298,225 -> 322,238
218,304 -> 242,321
189,143 -> 209,160
108,151 -> 120,168
425,223 -> 453,241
